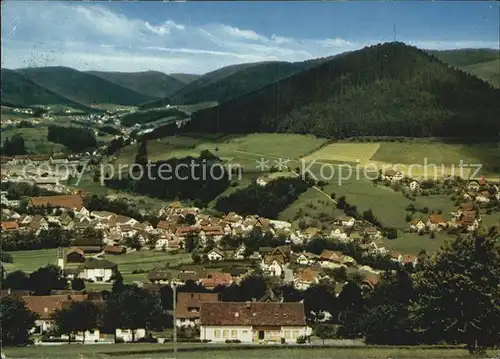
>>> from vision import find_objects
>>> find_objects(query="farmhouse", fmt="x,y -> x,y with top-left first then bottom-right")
201,272 -> 233,289
104,245 -> 127,255
176,292 -> 221,328
199,301 -> 310,343
261,255 -> 284,277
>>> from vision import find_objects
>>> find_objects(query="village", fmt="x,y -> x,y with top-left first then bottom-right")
1,161 -> 499,345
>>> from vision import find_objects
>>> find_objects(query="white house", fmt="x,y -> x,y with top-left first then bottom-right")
410,219 -> 426,232
207,248 -> 225,261
81,258 -> 117,282
115,328 -> 146,342
339,216 -> 355,228
234,244 -> 247,260
199,301 -> 310,343
261,256 -> 284,277
409,181 -> 420,191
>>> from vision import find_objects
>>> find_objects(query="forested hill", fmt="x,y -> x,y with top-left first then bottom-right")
181,42 -> 500,139
87,70 -> 187,98
139,57 -> 332,109
14,67 -> 155,106
429,48 -> 500,87
0,69 -> 92,111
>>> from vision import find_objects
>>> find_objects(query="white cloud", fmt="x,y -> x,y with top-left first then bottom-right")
1,1 -> 497,74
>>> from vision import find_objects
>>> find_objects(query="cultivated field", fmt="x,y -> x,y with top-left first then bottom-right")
114,133 -> 328,169
301,140 -> 500,180
301,143 -> 380,164
3,344 -> 493,359
3,248 -> 58,273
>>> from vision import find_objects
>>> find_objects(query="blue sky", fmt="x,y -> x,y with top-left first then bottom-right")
1,1 -> 498,74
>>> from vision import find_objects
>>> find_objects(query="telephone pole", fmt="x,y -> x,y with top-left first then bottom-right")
393,23 -> 396,42
172,283 -> 177,357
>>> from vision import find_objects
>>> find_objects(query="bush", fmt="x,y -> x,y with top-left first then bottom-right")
137,334 -> 157,343
281,337 -> 286,344
115,337 -> 125,344
225,339 -> 241,343
296,335 -> 307,344
0,251 -> 13,263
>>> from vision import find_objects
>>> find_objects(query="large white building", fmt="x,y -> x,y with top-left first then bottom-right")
81,258 -> 117,282
199,301 -> 310,343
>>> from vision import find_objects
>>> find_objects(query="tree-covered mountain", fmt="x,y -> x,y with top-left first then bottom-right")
87,70 -> 187,98
14,67 -> 155,106
169,73 -> 201,84
139,57 -> 332,109
0,69 -> 92,111
429,48 -> 499,87
181,42 -> 500,139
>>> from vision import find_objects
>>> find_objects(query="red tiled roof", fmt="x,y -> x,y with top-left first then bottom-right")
1,221 -> 19,231
200,302 -> 306,326
22,294 -> 88,319
427,214 -> 446,224
201,272 -> 233,288
104,245 -> 126,254
176,292 -> 220,319
157,220 -> 171,230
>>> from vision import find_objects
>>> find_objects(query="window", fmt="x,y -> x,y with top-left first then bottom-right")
214,330 -> 220,338
231,330 -> 237,338
223,330 -> 229,338
293,331 -> 299,339
284,330 -> 290,339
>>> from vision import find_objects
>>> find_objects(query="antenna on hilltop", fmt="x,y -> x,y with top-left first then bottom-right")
393,23 -> 397,42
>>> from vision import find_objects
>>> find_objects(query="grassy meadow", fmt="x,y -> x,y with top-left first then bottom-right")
4,344 -> 494,359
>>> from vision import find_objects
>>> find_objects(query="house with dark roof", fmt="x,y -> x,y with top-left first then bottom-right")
66,248 -> 85,263
199,301 -> 310,343
176,292 -> 220,328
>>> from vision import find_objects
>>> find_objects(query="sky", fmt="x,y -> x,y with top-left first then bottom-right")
1,1 -> 499,74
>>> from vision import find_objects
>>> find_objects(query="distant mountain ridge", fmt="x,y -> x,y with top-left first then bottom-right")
87,70 -> 187,99
139,56 -> 335,109
1,46 -> 497,111
179,42 -> 499,139
1,68 -> 93,111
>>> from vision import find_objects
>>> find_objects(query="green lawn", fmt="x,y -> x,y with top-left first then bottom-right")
102,250 -> 192,274
3,344 -> 491,359
482,211 -> 500,229
114,133 -> 327,169
279,187 -> 341,230
3,248 -> 58,273
370,141 -> 500,176
1,126 -> 66,154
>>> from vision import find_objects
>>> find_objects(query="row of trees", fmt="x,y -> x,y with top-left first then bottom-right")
1,134 -> 26,156
216,177 -> 312,219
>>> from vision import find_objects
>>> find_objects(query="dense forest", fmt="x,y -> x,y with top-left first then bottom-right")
105,155 -> 231,204
47,125 -> 97,152
181,43 -> 500,139
140,57 -> 333,109
215,177 -> 312,219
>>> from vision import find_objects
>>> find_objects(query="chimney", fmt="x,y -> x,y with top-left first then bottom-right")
245,301 -> 251,309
